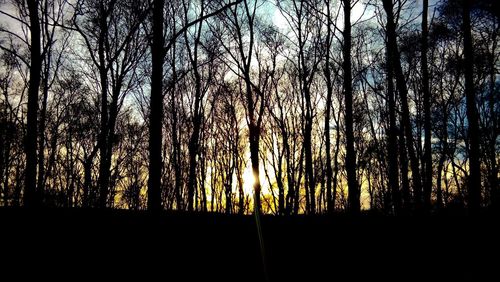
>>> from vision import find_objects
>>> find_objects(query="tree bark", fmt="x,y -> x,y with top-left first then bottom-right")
422,0 -> 433,211
399,123 -> 410,210
97,2 -> 110,208
147,0 -> 164,212
249,117 -> 261,213
386,52 -> 401,214
36,35 -> 51,202
324,1 -> 333,214
171,43 -> 183,210
24,0 -> 41,207
462,0 -> 481,212
488,48 -> 498,207
343,0 -> 359,214
487,16 -> 498,207
383,0 -> 422,212
283,123 -> 294,215
186,10 -> 204,212
332,108 -> 341,212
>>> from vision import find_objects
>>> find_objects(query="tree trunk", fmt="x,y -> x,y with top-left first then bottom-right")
422,0 -> 433,211
304,107 -> 314,213
186,16 -> 204,212
4,143 -> 10,205
332,108 -> 341,212
277,151 -> 285,215
97,3 -> 110,209
187,113 -> 201,211
242,6 -> 261,214
294,145 -> 304,215
83,159 -> 92,208
43,125 -> 58,194
294,3 -> 315,214
462,0 -> 481,212
386,52 -> 401,214
343,0 -> 359,214
102,82 -> 122,207
171,43 -> 183,211
225,159 -> 233,214
25,0 -> 41,207
487,18 -> 498,207
399,125 -> 410,210
236,138 -> 244,215
436,100 -> 449,210
324,2 -> 333,214
488,61 -> 498,207
36,45 -> 51,203
200,145 -> 208,212
283,125 -> 294,215
249,120 -> 261,213
383,0 -> 422,212
0,122 -> 4,205
147,0 -> 164,212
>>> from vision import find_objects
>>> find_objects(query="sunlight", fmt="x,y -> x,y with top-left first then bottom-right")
1,0 -> 492,217
352,1 -> 367,23
272,4 -> 288,30
242,166 -> 256,196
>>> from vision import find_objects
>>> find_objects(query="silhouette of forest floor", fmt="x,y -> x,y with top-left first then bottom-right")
1,207 -> 498,281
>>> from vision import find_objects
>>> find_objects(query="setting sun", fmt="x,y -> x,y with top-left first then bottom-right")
0,0 -> 496,279
0,0 -> 496,215
242,166 -> 256,196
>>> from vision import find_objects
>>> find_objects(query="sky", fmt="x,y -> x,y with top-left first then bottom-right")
271,0 -> 375,31
0,0 -> 451,212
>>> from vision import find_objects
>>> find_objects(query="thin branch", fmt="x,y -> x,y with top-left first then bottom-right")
164,0 -> 242,54
0,10 -> 30,27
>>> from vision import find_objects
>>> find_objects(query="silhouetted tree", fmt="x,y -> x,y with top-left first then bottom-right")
147,0 -> 164,211
383,0 -> 423,211
24,0 -> 41,207
0,0 -> 498,214
342,0 -> 359,214
462,0 -> 481,212
422,0 -> 432,211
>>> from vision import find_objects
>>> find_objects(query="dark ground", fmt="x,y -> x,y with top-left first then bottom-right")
0,207 -> 498,281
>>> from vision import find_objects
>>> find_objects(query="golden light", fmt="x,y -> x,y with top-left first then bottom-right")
242,166 -> 255,196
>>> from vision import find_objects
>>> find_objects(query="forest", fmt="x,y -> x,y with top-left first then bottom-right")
0,0 -> 499,216
1,0 -> 499,280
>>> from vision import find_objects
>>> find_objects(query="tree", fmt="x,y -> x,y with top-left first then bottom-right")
0,0 -> 498,214
0,49 -> 27,206
462,0 -> 481,212
147,0 -> 164,211
277,0 -> 323,214
422,0 -> 433,211
382,0 -> 423,211
24,0 -> 42,207
385,39 -> 401,213
216,0 -> 264,213
182,0 -> 211,212
343,0 -> 359,214
147,0 -> 242,211
34,0 -> 72,204
322,0 -> 335,214
70,0 -> 148,208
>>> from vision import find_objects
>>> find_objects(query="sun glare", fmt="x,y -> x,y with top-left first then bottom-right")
242,166 -> 255,196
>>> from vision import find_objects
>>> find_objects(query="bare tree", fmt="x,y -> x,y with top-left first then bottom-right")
382,0 -> 422,211
24,0 -> 42,207
342,0 -> 359,214
421,0 -> 432,211
462,0 -> 481,212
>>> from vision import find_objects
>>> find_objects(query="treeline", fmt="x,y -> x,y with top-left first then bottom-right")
0,0 -> 498,214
